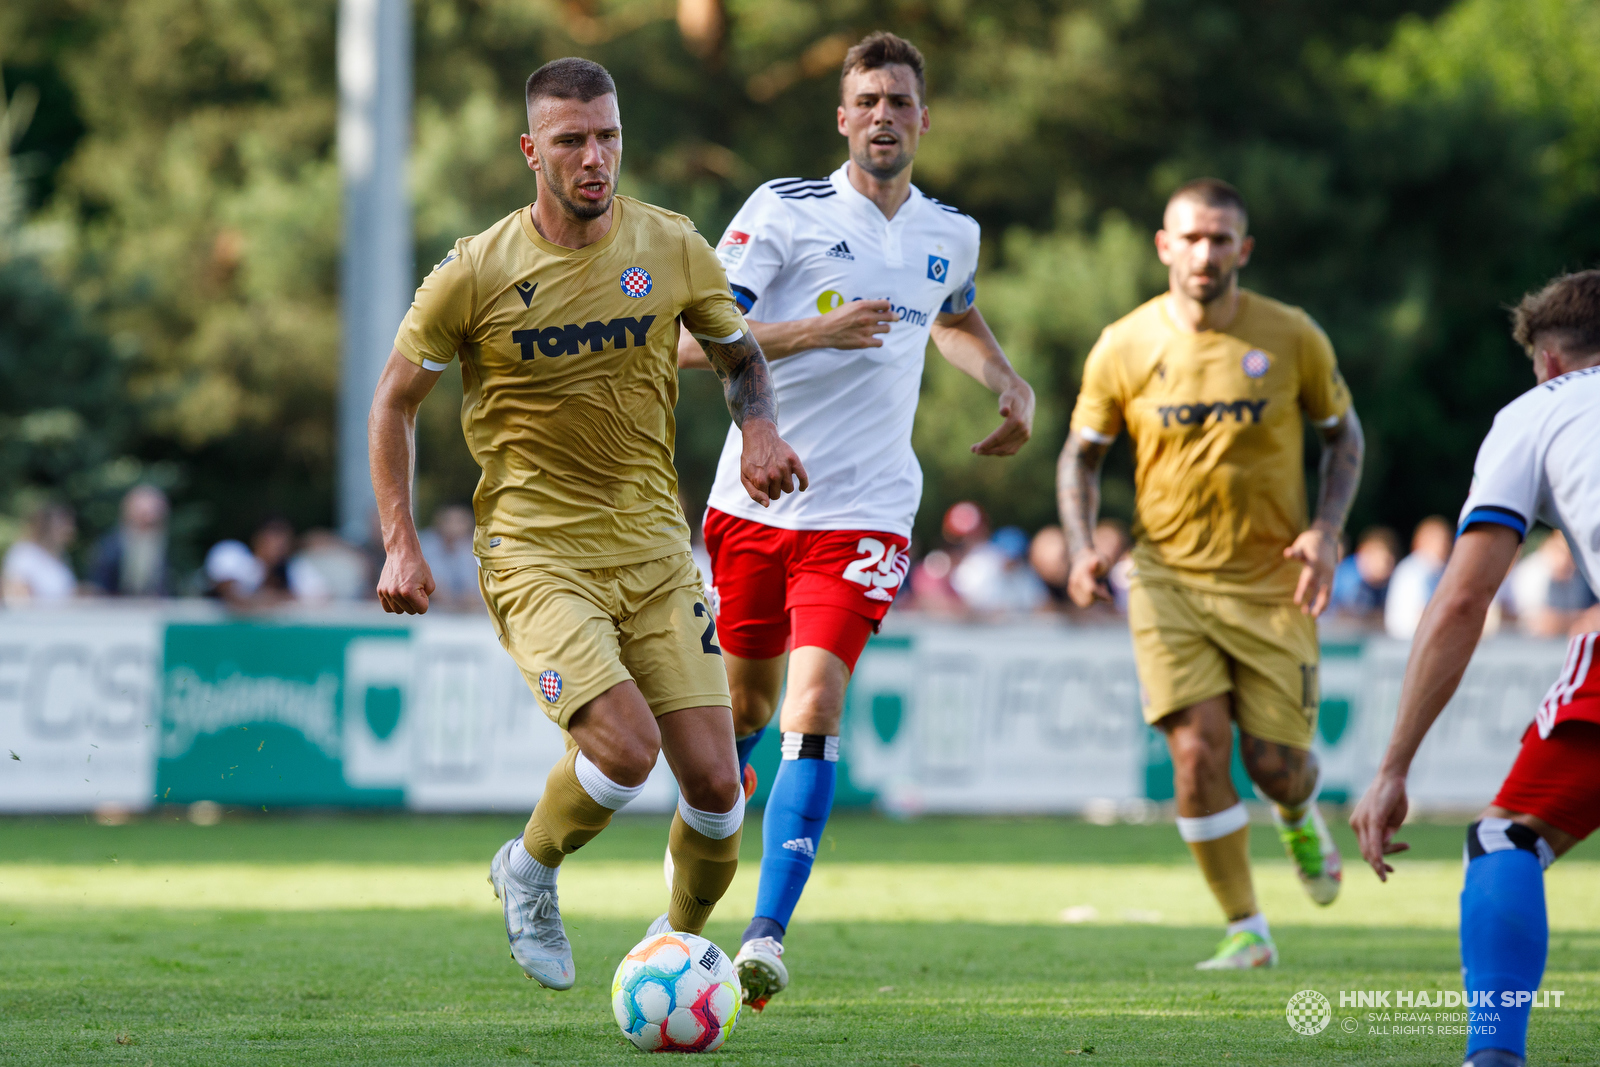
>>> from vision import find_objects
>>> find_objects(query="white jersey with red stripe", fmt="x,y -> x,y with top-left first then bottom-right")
1459,364 -> 1600,736
703,162 -> 981,537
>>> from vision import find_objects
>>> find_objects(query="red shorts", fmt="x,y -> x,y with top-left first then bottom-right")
702,508 -> 909,670
1493,720 -> 1600,840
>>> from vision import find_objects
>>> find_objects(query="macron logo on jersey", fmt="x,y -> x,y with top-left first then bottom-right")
825,240 -> 855,260
510,316 -> 655,359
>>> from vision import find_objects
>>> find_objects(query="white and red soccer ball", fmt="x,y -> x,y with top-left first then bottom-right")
611,930 -> 741,1052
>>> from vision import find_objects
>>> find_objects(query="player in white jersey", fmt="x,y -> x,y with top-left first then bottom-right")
677,32 -> 1035,1009
1352,270 -> 1600,1067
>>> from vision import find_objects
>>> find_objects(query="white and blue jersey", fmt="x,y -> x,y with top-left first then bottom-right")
704,162 -> 982,537
1458,364 -> 1600,593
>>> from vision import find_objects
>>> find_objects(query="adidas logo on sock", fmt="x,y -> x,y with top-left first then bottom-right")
825,240 -> 854,260
781,836 -> 816,858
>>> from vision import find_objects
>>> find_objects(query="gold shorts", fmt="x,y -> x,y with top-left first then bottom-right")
479,551 -> 731,729
1126,576 -> 1320,749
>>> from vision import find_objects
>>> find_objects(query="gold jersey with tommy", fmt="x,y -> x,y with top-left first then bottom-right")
1071,290 -> 1351,601
394,196 -> 749,569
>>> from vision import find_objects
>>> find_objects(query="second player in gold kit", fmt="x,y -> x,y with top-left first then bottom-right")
1059,179 -> 1365,970
1073,290 -> 1352,747
369,58 -> 807,992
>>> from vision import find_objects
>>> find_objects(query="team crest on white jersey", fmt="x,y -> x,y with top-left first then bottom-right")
927,255 -> 949,282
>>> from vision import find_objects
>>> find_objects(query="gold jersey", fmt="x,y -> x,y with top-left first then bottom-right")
395,197 -> 748,569
1071,290 -> 1351,600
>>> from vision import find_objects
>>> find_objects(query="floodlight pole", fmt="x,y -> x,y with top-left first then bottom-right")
337,0 -> 413,547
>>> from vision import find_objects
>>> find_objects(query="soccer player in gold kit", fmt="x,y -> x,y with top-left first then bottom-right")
368,58 -> 806,990
1057,179 -> 1365,968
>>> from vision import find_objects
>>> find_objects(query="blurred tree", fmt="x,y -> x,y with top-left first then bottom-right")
7,0 -> 1600,565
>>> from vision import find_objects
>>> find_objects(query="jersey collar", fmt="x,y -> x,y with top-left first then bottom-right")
830,161 -> 923,226
518,195 -> 627,259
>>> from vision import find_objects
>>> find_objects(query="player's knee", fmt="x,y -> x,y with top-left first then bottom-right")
729,686 -> 777,735
1169,729 -> 1231,778
680,762 -> 741,814
593,735 -> 659,789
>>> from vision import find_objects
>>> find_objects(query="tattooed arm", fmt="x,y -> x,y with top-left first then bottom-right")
1284,408 -> 1365,616
701,330 -> 808,507
1056,430 -> 1114,607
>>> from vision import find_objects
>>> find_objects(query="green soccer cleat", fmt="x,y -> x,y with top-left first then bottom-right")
1273,802 -> 1342,906
1195,930 -> 1278,970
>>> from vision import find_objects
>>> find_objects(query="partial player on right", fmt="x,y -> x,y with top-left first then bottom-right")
1352,271 -> 1600,1067
1058,179 -> 1365,969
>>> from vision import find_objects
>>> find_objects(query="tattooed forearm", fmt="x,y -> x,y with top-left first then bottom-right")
1313,409 -> 1365,533
1057,431 -> 1110,559
702,332 -> 778,428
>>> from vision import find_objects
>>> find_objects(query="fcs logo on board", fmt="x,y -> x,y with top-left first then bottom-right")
510,316 -> 656,359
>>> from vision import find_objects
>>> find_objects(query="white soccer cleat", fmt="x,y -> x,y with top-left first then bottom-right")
733,936 -> 788,1011
489,836 -> 575,990
1273,801 -> 1342,906
1195,930 -> 1278,970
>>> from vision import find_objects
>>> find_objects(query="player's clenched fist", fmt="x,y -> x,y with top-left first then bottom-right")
376,542 -> 436,615
811,299 -> 899,350
739,417 -> 808,507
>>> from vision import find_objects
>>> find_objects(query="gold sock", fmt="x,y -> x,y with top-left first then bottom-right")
1186,825 -> 1259,923
522,747 -> 615,868
666,811 -> 742,935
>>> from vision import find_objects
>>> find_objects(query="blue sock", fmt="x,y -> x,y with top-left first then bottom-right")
1462,820 -> 1551,1061
735,728 -> 766,778
746,733 -> 837,945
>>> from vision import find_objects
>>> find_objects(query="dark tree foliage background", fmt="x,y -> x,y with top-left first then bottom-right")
2,0 -> 1597,566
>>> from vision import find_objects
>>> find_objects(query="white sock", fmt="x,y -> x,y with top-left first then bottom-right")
677,795 -> 744,840
575,752 -> 647,810
508,837 -> 559,890
1175,802 -> 1250,842
1227,912 -> 1271,941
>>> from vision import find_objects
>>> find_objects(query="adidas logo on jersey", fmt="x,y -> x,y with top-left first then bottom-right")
510,316 -> 655,359
781,836 -> 816,858
825,240 -> 855,260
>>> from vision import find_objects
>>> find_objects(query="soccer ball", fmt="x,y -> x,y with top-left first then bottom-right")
611,930 -> 741,1052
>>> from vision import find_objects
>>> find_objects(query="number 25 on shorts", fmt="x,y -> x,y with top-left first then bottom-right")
842,538 -> 908,602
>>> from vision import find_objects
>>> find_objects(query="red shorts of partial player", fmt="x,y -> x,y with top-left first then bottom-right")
702,507 -> 909,670
1492,632 -> 1600,840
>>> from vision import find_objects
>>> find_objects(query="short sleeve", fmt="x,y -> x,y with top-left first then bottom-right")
939,221 -> 980,317
394,240 -> 475,371
1069,328 -> 1125,444
1457,403 -> 1542,541
680,226 -> 750,345
1297,315 -> 1352,427
715,186 -> 793,318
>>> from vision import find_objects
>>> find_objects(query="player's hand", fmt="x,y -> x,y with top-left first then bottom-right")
1350,772 -> 1412,882
810,300 -> 898,350
1066,547 -> 1112,608
740,417 -> 809,507
376,538 -> 436,615
972,377 -> 1035,456
1285,524 -> 1339,616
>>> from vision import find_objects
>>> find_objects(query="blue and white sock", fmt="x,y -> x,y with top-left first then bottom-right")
1462,819 -> 1553,1062
735,727 -> 766,778
745,732 -> 837,945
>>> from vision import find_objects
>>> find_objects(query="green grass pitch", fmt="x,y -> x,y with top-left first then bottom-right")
1,812 -> 1595,1065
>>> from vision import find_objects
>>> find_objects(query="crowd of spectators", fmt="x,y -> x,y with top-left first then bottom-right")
6,488 -> 1596,636
0,487 -> 486,614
